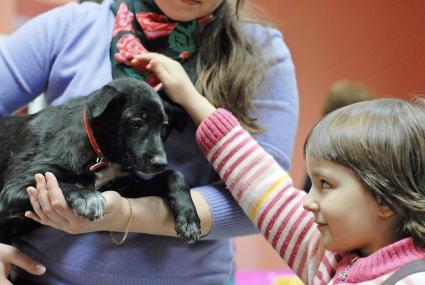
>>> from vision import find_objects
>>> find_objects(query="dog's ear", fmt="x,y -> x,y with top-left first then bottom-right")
87,85 -> 126,119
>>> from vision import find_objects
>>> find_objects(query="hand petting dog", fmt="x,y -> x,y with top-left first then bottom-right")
132,52 -> 215,125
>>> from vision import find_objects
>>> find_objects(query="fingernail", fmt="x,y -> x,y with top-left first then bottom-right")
35,264 -> 46,273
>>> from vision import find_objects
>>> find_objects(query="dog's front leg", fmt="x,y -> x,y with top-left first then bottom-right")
165,170 -> 201,243
141,170 -> 201,243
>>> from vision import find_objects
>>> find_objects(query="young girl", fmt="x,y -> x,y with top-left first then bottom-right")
0,0 -> 298,284
27,54 -> 425,284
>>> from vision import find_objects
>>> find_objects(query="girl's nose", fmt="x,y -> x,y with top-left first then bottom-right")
303,194 -> 320,212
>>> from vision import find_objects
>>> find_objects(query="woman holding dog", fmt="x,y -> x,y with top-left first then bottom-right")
0,0 -> 298,284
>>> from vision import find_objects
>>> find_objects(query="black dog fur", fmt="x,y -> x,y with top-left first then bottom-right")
0,78 -> 200,243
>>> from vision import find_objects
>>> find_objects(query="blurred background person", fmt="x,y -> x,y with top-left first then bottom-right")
302,80 -> 375,192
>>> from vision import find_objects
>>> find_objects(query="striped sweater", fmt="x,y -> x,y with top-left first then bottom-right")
195,108 -> 425,285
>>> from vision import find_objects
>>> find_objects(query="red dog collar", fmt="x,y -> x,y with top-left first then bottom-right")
83,108 -> 111,172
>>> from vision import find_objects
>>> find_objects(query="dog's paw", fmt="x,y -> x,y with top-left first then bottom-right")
174,214 -> 201,244
66,191 -> 105,221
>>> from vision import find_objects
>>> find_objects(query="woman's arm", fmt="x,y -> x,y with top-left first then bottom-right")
26,173 -> 212,237
0,5 -> 74,114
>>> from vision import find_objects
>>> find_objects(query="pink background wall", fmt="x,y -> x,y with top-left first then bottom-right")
1,0 -> 425,271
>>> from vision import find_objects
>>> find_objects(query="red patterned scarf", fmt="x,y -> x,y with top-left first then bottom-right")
110,0 -> 213,88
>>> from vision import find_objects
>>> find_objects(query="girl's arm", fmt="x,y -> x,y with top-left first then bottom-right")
194,108 -> 340,284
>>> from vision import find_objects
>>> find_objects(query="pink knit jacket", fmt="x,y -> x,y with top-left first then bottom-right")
195,109 -> 425,285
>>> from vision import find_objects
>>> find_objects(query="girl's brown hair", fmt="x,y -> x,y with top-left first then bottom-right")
304,98 -> 425,248
195,0 -> 267,134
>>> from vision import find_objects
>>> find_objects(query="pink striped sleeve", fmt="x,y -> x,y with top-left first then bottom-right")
196,108 -> 239,155
196,109 -> 340,284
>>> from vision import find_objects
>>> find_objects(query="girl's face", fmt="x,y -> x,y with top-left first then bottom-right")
154,0 -> 224,21
303,157 -> 398,256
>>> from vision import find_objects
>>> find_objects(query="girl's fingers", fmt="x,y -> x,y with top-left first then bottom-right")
133,51 -> 161,61
132,52 -> 171,69
146,59 -> 172,84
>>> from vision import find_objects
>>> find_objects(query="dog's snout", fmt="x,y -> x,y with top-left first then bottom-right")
150,156 -> 167,172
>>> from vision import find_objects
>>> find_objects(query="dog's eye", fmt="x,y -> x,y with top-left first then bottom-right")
129,118 -> 145,128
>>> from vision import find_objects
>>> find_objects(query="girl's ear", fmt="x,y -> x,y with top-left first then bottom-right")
378,204 -> 395,218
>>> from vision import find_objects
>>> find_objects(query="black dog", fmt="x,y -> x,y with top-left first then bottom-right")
0,78 -> 200,243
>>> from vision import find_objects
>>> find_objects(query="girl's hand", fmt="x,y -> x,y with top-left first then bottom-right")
0,243 -> 45,285
132,52 -> 216,125
25,172 -> 127,234
131,52 -> 201,107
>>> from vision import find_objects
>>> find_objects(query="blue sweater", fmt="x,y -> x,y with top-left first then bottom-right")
0,1 -> 299,284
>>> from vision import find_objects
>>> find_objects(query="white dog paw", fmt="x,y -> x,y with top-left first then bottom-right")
67,191 -> 105,221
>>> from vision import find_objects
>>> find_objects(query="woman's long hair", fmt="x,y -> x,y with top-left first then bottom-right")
195,0 -> 267,134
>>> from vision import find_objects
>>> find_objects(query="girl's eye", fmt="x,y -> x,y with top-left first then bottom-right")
321,180 -> 331,190
129,118 -> 145,128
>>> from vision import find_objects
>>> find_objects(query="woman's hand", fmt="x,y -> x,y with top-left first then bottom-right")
25,172 -> 127,234
132,52 -> 216,125
0,243 -> 45,285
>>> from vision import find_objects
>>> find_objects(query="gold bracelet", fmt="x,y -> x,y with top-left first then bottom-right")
110,198 -> 133,245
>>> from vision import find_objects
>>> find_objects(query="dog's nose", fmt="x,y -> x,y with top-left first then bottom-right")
150,156 -> 167,172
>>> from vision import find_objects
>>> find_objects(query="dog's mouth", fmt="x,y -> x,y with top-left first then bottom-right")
123,156 -> 167,176
136,170 -> 165,180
